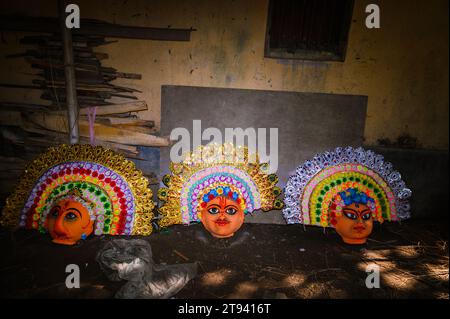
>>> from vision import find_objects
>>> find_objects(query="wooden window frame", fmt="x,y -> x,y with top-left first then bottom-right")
264,0 -> 355,62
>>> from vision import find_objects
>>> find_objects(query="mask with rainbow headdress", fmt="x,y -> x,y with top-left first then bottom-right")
0,144 -> 155,245
157,143 -> 284,238
283,146 -> 412,244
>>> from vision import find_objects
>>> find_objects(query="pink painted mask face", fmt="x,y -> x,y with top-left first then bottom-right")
199,196 -> 245,238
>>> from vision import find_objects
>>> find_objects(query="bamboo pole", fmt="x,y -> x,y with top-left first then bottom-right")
59,0 -> 79,144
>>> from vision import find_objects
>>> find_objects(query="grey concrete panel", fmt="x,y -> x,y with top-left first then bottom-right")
160,85 -> 367,223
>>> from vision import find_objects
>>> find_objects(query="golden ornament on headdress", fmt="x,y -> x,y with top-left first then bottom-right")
158,143 -> 283,227
0,144 -> 155,235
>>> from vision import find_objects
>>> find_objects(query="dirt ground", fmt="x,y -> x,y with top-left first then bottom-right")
0,219 -> 448,299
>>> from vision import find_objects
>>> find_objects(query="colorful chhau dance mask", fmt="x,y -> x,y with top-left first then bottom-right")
158,143 -> 284,238
283,147 -> 412,245
0,144 -> 155,245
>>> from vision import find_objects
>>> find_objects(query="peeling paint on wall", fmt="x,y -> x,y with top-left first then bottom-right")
0,0 -> 448,150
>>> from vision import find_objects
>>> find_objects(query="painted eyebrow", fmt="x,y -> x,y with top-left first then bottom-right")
51,205 -> 61,211
207,204 -> 221,208
225,205 -> 238,209
343,208 -> 358,214
66,208 -> 82,218
360,209 -> 371,214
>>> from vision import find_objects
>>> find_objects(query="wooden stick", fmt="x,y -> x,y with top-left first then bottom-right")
0,15 -> 194,41
51,101 -> 148,115
26,112 -> 170,147
92,116 -> 154,126
59,0 -> 79,144
114,125 -> 158,135
173,250 -> 190,261
11,120 -> 140,155
0,111 -> 23,126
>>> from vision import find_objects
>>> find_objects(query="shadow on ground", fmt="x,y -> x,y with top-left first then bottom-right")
0,219 -> 448,299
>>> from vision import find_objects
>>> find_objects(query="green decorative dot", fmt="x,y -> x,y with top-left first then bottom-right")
316,209 -> 321,214
60,185 -> 66,191
320,190 -> 325,195
100,196 -> 107,202
103,226 -> 110,233
355,178 -> 361,182
343,177 -> 347,182
88,187 -> 95,193
68,183 -> 74,189
330,182 -> 335,187
324,186 -> 330,191
95,190 -> 102,196
104,203 -> 111,209
316,217 -> 321,222
316,203 -> 321,209
363,180 -> 368,185
318,197 -> 323,202
336,180 -> 342,185
81,183 -> 88,189
105,210 -> 112,216
105,218 -> 111,224
377,193 -> 382,199
349,177 -> 354,181
374,188 -> 379,193
53,190 -> 60,195
163,175 -> 171,185
368,183 -> 373,188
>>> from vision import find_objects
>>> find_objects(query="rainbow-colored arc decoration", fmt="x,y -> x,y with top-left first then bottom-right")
0,144 -> 155,235
283,146 -> 412,227
157,143 -> 284,227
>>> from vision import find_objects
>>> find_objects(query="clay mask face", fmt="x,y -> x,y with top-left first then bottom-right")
334,202 -> 373,245
45,198 -> 94,245
199,196 -> 245,238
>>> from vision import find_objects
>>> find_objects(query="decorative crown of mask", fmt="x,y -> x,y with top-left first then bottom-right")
1,144 -> 155,236
283,146 -> 412,227
157,143 -> 284,227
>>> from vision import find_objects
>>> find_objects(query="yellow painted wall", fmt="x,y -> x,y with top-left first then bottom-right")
0,0 -> 448,150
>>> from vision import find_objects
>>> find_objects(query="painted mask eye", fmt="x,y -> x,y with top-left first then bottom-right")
361,212 -> 372,220
343,211 -> 358,220
225,207 -> 237,215
65,212 -> 78,221
207,207 -> 220,215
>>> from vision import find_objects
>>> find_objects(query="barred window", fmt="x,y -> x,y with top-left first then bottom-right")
264,0 -> 355,61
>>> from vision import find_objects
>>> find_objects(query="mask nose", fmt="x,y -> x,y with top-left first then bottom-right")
218,210 -> 227,219
53,214 -> 67,236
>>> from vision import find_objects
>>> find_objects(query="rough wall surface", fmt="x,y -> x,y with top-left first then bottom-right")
0,0 -> 448,150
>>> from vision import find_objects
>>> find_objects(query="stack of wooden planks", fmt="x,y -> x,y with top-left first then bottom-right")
0,33 -> 170,159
